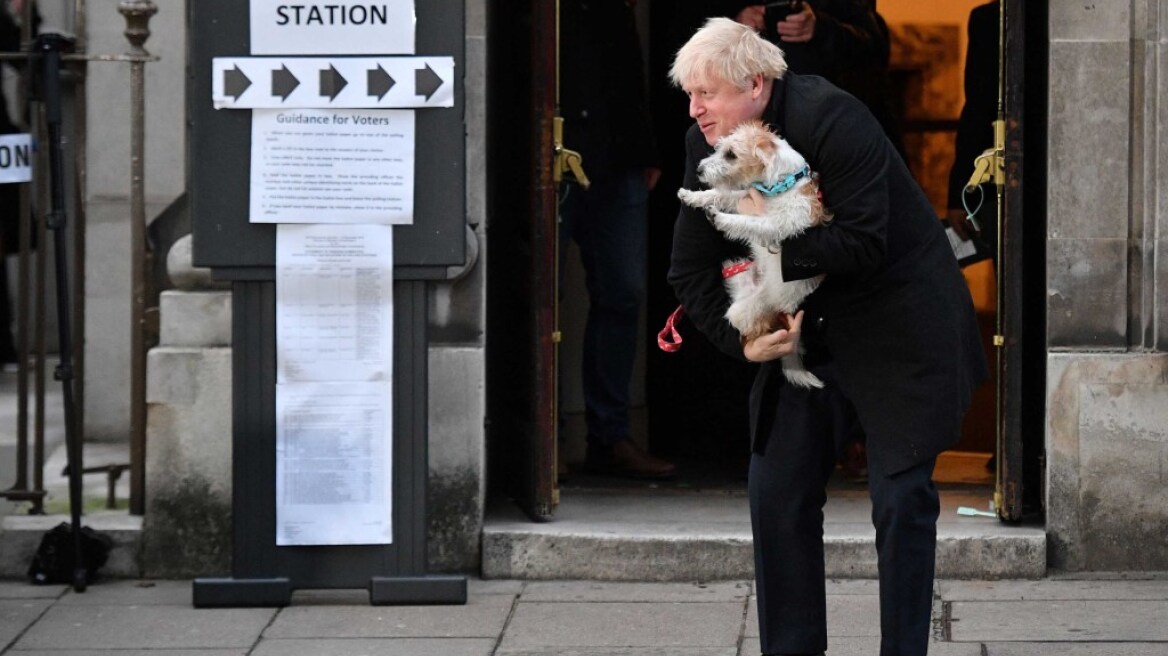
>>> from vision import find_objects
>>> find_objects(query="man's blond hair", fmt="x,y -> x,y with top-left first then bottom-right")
669,17 -> 788,90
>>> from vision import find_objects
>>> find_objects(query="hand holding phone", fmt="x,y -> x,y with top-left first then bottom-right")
766,0 -> 815,43
765,0 -> 804,24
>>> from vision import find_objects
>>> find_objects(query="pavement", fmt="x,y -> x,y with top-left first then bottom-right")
2,574 -> 1167,655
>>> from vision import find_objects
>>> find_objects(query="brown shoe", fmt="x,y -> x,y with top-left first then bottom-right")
588,440 -> 677,479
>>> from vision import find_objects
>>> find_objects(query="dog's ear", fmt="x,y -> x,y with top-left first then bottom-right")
752,129 -> 778,160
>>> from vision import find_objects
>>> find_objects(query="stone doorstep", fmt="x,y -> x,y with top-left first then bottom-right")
0,513 -> 143,579
480,526 -> 1048,582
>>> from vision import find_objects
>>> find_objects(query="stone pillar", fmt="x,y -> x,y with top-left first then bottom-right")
141,235 -> 232,577
1045,2 -> 1168,570
425,0 -> 488,572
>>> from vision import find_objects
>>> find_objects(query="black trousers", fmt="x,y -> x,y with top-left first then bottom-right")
749,376 -> 940,656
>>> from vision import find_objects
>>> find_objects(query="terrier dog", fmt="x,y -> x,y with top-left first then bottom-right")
677,120 -> 829,388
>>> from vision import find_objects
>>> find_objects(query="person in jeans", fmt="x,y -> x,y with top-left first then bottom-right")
560,0 -> 674,479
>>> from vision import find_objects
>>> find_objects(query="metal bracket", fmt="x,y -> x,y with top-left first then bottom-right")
553,116 -> 590,188
964,119 -> 1006,191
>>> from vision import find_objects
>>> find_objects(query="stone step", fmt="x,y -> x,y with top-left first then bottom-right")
0,513 -> 143,579
482,488 -> 1046,581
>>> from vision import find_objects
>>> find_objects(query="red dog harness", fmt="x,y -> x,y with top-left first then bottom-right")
657,260 -> 753,352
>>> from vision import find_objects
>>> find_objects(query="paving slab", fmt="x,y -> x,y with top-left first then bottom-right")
741,637 -> 984,655
55,579 -> 191,606
520,581 -> 751,603
495,644 -> 733,648
0,583 -> 64,600
744,595 -> 881,638
11,651 -> 246,656
939,578 -> 1168,600
949,600 -> 1168,642
263,593 -> 515,639
0,599 -> 53,652
11,605 -> 275,650
985,644 -> 1168,655
499,601 -> 744,650
823,579 -> 880,595
470,578 -> 526,595
250,637 -> 497,656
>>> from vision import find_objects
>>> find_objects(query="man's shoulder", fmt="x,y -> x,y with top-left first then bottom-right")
784,72 -> 856,105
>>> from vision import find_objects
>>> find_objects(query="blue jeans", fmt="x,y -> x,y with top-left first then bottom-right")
560,171 -> 648,448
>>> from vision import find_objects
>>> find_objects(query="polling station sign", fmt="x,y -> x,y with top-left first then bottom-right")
0,134 -> 32,184
250,1 -> 416,55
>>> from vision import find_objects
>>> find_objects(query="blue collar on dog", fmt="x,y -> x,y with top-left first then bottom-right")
752,165 -> 811,197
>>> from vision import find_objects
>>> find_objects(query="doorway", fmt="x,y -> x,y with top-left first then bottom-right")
486,0 -> 1047,525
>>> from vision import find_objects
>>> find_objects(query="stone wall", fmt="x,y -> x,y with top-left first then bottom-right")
1045,1 -> 1168,570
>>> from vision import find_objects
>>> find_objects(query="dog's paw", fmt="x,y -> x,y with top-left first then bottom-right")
782,367 -> 825,389
677,188 -> 707,208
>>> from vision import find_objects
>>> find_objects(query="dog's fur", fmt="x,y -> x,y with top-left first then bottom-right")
677,120 -> 829,388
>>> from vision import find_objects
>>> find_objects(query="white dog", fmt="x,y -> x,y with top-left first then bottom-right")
677,120 -> 829,389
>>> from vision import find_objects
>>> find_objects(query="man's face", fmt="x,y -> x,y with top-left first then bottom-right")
684,74 -> 769,146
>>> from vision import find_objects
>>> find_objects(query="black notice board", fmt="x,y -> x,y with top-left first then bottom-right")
187,1 -> 466,275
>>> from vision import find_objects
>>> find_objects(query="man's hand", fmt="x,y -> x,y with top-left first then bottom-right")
946,208 -> 977,242
734,5 -> 766,30
743,311 -> 804,363
775,4 -> 816,43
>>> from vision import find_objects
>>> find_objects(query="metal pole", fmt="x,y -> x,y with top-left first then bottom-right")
37,31 -> 87,592
118,0 -> 156,517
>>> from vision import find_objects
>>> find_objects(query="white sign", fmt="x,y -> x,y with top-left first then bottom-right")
276,223 -> 394,384
250,108 -> 415,224
275,224 -> 395,546
250,0 -> 415,55
0,134 -> 33,184
276,380 -> 394,545
212,56 -> 454,109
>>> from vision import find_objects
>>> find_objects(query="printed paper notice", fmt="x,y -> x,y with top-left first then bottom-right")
250,0 -> 415,55
276,381 -> 393,546
277,224 -> 393,383
251,108 -> 414,224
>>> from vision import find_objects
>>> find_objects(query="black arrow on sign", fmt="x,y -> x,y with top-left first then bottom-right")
320,65 -> 348,101
224,65 -> 252,100
272,65 -> 300,101
367,65 -> 396,100
415,63 -> 444,101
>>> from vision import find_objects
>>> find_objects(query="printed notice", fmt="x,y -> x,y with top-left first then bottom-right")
250,108 -> 414,224
276,381 -> 393,546
277,224 -> 393,383
250,0 -> 415,55
0,134 -> 33,184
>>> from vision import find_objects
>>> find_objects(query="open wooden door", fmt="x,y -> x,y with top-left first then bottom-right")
996,0 -> 1047,521
486,1 -> 560,521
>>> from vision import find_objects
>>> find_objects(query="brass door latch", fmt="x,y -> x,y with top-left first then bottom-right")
553,116 -> 590,189
965,118 -> 1006,191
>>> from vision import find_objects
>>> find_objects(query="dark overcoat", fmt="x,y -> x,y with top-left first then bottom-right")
668,72 -> 988,475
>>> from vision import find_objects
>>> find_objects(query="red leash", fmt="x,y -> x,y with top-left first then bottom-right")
657,260 -> 753,352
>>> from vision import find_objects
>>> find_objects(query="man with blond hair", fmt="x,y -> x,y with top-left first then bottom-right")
667,18 -> 987,656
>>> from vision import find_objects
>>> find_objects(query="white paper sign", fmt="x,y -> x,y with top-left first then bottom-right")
0,134 -> 33,184
250,108 -> 414,224
250,0 -> 415,55
276,381 -> 393,546
212,56 -> 455,109
276,224 -> 393,383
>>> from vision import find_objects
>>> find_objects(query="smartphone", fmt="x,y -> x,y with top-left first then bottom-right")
765,0 -> 805,28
